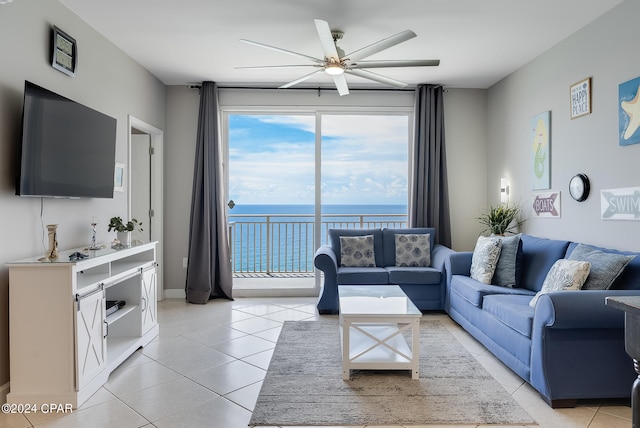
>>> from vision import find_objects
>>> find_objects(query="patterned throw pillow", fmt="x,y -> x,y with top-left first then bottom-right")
340,235 -> 376,267
529,259 -> 591,307
470,236 -> 503,284
395,233 -> 431,267
567,243 -> 635,290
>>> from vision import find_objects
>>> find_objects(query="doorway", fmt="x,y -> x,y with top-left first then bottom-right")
128,115 -> 164,299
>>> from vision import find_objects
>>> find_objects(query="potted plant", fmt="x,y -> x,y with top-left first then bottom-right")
108,216 -> 143,246
477,203 -> 524,236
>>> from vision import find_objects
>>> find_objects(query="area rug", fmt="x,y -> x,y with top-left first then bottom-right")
249,318 -> 536,427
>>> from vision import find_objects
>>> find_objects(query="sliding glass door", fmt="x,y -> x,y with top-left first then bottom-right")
320,114 -> 409,239
225,111 -> 409,277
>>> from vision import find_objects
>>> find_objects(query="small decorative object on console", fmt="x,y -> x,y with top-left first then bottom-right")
39,224 -> 59,261
108,216 -> 143,247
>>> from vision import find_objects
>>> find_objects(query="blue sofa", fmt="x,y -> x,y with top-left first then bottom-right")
314,227 -> 453,314
445,234 -> 640,407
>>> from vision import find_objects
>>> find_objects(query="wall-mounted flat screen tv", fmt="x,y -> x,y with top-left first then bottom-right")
16,81 -> 117,198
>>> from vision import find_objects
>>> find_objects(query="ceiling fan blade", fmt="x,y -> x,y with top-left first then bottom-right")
236,64 -> 320,70
332,73 -> 349,96
240,39 -> 323,64
350,59 -> 440,69
314,19 -> 339,61
345,30 -> 416,62
347,69 -> 408,88
279,69 -> 324,89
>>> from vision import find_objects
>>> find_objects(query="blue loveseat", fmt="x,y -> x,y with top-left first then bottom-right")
314,227 -> 453,314
445,234 -> 640,407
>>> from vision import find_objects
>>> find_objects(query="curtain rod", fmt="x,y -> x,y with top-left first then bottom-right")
188,84 -> 444,92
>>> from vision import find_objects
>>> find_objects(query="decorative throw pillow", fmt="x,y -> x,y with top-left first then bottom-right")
567,243 -> 635,290
395,233 -> 431,267
470,236 -> 503,284
340,235 -> 376,267
492,234 -> 523,288
529,259 -> 591,307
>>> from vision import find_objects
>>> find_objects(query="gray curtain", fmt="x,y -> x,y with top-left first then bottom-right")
185,81 -> 233,303
410,84 -> 452,247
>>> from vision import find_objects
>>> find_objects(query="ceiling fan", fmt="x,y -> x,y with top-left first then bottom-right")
238,19 -> 440,96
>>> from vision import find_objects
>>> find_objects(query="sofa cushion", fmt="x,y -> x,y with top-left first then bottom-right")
337,267 -> 388,284
493,234 -> 523,288
520,235 -> 571,292
529,259 -> 591,307
394,233 -> 431,267
566,242 -> 640,290
329,228 -> 384,267
483,295 -> 535,338
470,236 -> 502,284
450,275 -> 535,308
339,235 -> 376,267
567,243 -> 635,290
382,228 -> 435,267
385,266 -> 441,285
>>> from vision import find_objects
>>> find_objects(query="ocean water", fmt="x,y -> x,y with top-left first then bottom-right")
228,204 -> 408,272
229,204 -> 407,215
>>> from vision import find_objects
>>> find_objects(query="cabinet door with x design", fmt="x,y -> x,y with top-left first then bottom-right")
74,285 -> 107,390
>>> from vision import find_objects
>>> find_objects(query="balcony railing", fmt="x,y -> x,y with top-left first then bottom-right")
228,213 -> 408,274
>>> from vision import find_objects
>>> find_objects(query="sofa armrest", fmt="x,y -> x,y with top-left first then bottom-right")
431,244 -> 454,271
445,251 -> 473,286
530,289 -> 640,402
314,245 -> 339,314
314,245 -> 337,274
533,289 -> 640,330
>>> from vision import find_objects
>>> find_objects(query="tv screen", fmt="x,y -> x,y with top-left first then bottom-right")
16,81 -> 117,198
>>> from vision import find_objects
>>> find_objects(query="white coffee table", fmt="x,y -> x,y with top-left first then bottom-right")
338,285 -> 422,380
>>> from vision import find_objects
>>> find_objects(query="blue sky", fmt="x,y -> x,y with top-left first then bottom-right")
228,114 -> 409,205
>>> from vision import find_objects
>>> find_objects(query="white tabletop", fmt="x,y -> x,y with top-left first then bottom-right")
338,285 -> 421,317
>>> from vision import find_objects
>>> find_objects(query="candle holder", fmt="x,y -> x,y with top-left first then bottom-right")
89,217 -> 101,250
46,224 -> 59,259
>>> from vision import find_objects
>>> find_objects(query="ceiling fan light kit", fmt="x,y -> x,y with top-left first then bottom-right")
324,63 -> 345,76
239,19 -> 440,96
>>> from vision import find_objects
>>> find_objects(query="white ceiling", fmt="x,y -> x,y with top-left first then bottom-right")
59,0 -> 623,90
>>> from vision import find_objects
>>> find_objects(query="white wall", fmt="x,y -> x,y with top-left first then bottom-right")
0,1 -> 165,389
164,86 -> 200,293
487,0 -> 640,251
444,89 -> 489,251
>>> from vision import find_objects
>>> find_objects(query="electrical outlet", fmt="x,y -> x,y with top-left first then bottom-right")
183,257 -> 188,268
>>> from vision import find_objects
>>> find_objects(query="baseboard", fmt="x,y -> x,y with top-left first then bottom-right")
163,287 -> 319,298
233,287 -> 319,298
0,382 -> 9,404
164,288 -> 186,299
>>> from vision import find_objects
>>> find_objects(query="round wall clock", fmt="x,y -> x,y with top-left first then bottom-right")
569,173 -> 590,202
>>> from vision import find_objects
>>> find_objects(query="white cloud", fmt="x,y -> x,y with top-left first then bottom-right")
228,114 -> 408,205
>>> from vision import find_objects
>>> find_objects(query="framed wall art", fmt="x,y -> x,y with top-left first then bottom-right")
51,26 -> 77,77
532,191 -> 561,218
601,187 -> 640,220
531,111 -> 551,190
619,76 -> 640,146
570,77 -> 591,119
114,163 -> 125,192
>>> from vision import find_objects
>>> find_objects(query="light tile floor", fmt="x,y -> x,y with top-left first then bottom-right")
1,297 -> 632,428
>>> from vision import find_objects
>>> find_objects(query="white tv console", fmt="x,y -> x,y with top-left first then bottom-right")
7,242 -> 159,408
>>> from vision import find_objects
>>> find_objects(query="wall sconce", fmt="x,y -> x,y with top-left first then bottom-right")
500,177 -> 509,203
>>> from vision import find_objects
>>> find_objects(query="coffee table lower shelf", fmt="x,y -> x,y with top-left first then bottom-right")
341,321 -> 420,380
